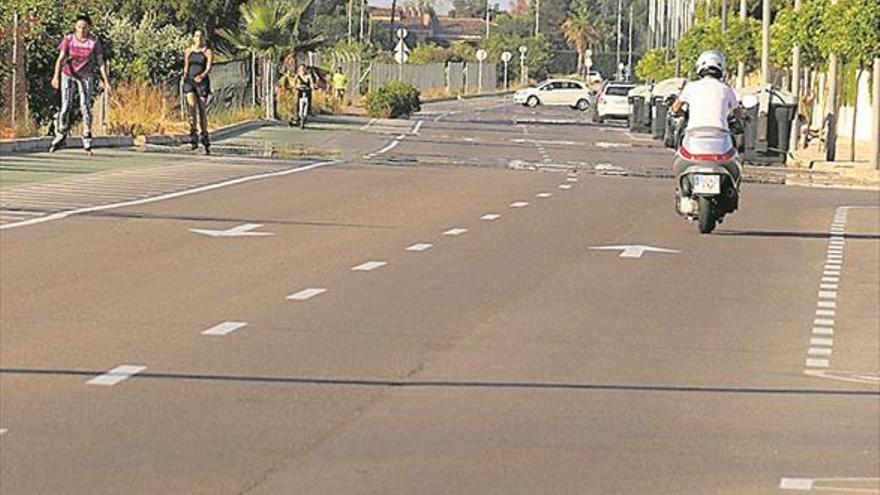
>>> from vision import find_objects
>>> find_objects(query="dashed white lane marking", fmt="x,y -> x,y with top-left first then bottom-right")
566,177 -> 578,182
86,365 -> 147,386
201,321 -> 248,336
480,213 -> 501,221
0,428 -> 8,435
509,201 -> 530,208
804,206 -> 850,372
536,192 -> 553,198
351,260 -> 388,271
1,160 -> 337,230
406,243 -> 433,252
411,120 -> 424,135
780,478 -> 814,490
558,184 -> 573,190
812,327 -> 834,335
369,134 -> 406,157
286,288 -> 327,301
443,228 -> 468,236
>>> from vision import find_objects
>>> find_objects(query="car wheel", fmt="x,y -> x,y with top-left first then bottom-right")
576,99 -> 589,111
526,96 -> 540,108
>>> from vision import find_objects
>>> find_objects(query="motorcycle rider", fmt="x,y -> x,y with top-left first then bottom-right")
671,50 -> 744,130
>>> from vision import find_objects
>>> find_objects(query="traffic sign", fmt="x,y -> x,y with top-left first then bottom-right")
394,49 -> 408,64
396,27 -> 408,39
518,45 -> 528,54
476,49 -> 488,62
501,51 -> 512,63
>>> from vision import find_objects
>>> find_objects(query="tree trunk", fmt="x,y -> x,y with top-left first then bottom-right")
576,50 -> 583,76
847,64 -> 861,162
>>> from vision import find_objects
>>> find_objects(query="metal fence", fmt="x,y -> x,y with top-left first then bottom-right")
369,62 -> 498,95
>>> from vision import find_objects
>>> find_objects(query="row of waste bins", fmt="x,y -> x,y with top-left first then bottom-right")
626,77 -> 798,165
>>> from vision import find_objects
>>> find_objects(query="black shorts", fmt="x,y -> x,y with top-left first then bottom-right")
183,77 -> 211,98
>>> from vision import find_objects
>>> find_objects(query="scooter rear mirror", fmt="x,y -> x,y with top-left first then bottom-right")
741,94 -> 759,109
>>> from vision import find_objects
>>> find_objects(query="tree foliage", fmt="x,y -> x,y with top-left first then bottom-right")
635,48 -> 673,81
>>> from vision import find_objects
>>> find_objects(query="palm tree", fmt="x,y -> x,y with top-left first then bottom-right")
561,9 -> 601,77
218,0 -> 324,118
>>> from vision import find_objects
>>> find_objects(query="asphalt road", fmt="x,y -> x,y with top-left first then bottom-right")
1,98 -> 879,494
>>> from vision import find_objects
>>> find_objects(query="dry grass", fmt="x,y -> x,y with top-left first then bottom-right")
108,81 -> 189,136
209,106 -> 263,129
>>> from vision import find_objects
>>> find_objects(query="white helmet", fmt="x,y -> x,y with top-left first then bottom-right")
695,50 -> 726,77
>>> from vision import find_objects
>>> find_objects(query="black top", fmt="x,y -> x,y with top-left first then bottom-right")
187,50 -> 207,79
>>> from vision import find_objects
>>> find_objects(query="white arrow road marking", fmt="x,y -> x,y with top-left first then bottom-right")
202,321 -> 248,336
287,288 -> 327,301
443,228 -> 468,236
480,213 -> 501,221
589,245 -> 681,259
406,243 -> 433,252
352,261 -> 388,271
190,223 -> 274,238
87,365 -> 146,386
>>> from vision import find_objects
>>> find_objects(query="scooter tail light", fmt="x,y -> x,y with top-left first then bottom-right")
678,146 -> 735,162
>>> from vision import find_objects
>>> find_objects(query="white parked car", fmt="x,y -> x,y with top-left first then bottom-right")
513,79 -> 594,111
594,82 -> 636,122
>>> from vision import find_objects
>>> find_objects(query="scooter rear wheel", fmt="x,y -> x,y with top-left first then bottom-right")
697,196 -> 716,234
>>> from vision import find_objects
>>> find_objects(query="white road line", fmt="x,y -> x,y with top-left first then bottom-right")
480,213 -> 501,221
536,192 -> 553,198
1,161 -> 336,231
808,347 -> 833,356
817,300 -> 837,308
815,309 -> 836,317
813,318 -> 835,326
201,321 -> 248,336
411,120 -> 424,135
352,260 -> 388,271
87,365 -> 146,386
566,177 -> 578,182
406,243 -> 433,252
824,270 -> 841,276
558,184 -> 573,190
360,118 -> 377,130
780,478 -> 814,490
819,283 -> 839,290
372,136 -> 405,156
287,288 -> 327,301
0,428 -> 8,435
509,201 -> 530,208
805,358 -> 830,368
818,291 -> 837,299
443,227 -> 467,236
811,337 -> 834,346
813,327 -> 834,335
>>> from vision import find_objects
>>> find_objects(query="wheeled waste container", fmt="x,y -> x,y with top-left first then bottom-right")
627,84 -> 653,133
649,77 -> 686,140
737,84 -> 797,165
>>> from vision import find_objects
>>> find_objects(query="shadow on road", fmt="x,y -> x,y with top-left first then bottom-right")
716,230 -> 880,240
2,368 -> 877,397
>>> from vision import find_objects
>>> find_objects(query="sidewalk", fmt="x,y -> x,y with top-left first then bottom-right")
789,139 -> 880,190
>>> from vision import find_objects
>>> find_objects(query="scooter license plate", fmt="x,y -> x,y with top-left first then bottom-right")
693,174 -> 721,194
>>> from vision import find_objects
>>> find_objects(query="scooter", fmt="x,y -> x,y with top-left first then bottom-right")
672,95 -> 756,234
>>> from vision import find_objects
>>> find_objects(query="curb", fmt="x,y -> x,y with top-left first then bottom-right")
142,119 -> 277,146
0,135 -> 134,154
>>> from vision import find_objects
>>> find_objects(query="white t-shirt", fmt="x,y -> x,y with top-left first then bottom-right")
678,77 -> 739,131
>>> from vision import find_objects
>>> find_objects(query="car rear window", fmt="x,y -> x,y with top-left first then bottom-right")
605,86 -> 634,96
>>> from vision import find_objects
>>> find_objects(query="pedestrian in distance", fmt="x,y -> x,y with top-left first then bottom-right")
182,29 -> 214,154
49,13 -> 111,154
332,66 -> 347,103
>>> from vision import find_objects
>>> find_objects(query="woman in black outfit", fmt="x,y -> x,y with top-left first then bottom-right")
182,29 -> 213,153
